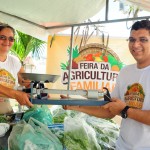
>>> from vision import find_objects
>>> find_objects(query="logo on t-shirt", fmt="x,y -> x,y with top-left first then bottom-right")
124,83 -> 145,109
0,69 -> 15,89
0,69 -> 15,102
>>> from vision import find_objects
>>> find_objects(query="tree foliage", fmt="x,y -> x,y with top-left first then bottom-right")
10,31 -> 46,65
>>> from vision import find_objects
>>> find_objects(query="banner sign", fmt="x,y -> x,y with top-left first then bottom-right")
60,45 -> 123,92
61,61 -> 119,92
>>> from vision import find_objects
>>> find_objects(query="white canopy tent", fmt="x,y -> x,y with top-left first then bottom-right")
0,0 -> 105,40
0,0 -> 150,40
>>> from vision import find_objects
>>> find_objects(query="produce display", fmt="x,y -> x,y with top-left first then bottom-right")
0,105 -> 120,150
51,106 -> 120,150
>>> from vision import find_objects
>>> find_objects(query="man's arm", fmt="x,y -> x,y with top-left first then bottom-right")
60,95 -> 115,118
127,108 -> 150,125
103,98 -> 150,126
63,105 -> 115,118
62,96 -> 150,125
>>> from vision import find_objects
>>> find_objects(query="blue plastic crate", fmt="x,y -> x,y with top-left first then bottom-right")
48,123 -> 64,130
48,124 -> 66,150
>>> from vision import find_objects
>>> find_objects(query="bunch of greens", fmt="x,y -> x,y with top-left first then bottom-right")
86,116 -> 119,149
64,116 -> 101,150
0,115 -> 9,123
50,108 -> 120,150
51,106 -> 68,123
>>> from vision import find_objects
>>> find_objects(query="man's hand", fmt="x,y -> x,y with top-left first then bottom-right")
103,98 -> 126,116
60,95 -> 71,110
14,91 -> 33,107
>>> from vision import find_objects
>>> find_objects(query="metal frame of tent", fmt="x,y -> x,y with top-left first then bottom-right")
1,0 -> 150,90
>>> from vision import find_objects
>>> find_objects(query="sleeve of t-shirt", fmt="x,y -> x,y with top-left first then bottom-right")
111,68 -> 124,99
111,66 -> 128,100
111,77 -> 121,98
11,55 -> 22,73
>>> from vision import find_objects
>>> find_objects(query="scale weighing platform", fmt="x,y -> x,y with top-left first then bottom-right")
20,73 -> 111,106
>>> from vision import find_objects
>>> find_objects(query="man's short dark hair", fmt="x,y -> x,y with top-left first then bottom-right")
131,19 -> 150,32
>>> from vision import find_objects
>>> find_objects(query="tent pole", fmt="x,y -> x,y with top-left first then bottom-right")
67,26 -> 74,92
105,0 -> 109,21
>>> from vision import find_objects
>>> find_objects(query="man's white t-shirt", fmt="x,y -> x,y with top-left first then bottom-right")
111,64 -> 150,150
0,54 -> 21,114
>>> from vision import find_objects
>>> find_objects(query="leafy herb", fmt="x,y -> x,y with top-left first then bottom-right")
0,115 -> 8,123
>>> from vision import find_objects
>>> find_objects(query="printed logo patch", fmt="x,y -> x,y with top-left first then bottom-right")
0,69 -> 15,89
124,83 -> 145,109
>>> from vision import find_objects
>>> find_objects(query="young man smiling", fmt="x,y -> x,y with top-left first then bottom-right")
63,19 -> 150,150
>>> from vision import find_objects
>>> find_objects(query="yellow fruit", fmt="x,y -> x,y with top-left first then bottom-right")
94,57 -> 103,62
111,65 -> 120,71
